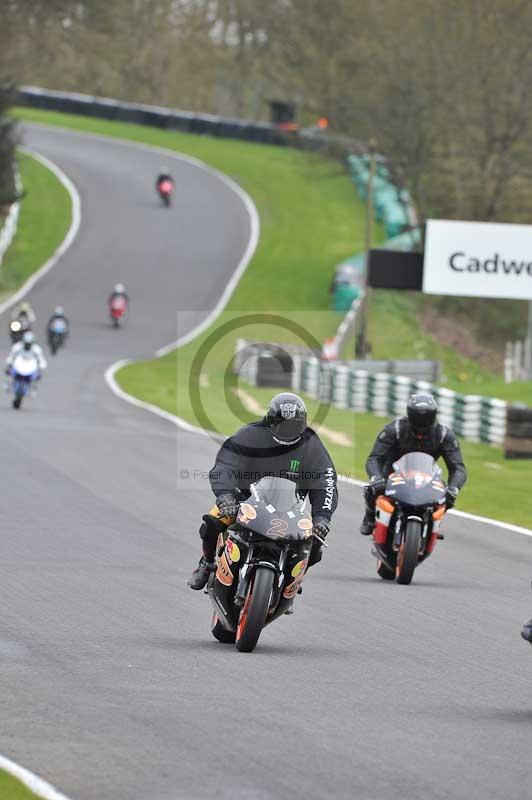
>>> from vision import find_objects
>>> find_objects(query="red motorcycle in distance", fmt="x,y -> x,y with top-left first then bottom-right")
157,179 -> 174,207
109,295 -> 128,328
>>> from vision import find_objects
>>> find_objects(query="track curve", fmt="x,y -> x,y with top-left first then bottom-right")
1,124 -> 532,800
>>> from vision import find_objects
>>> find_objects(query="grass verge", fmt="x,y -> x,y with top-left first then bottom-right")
369,289 -> 532,404
1,150 -> 71,296
0,769 -> 45,800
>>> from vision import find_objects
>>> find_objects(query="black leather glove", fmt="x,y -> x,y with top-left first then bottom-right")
369,476 -> 387,497
312,518 -> 331,540
445,486 -> 459,508
216,494 -> 239,519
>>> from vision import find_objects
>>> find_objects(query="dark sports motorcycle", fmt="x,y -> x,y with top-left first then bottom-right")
47,317 -> 68,355
207,476 -> 324,652
371,452 -> 447,585
157,179 -> 174,207
9,317 -> 31,343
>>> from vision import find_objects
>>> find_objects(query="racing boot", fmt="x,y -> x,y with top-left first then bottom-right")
360,510 -> 375,536
188,556 -> 214,590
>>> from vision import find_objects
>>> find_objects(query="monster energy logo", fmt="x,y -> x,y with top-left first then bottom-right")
289,459 -> 300,472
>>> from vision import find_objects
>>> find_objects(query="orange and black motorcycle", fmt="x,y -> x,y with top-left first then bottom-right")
207,476 -> 324,653
371,452 -> 447,585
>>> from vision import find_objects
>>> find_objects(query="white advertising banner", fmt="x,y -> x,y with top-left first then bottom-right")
423,219 -> 532,300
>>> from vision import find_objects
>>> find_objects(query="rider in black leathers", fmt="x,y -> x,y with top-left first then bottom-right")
360,393 -> 467,535
188,392 -> 338,590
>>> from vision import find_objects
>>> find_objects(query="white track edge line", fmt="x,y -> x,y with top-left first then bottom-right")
0,755 -> 72,800
0,146 -> 81,317
0,148 -> 79,799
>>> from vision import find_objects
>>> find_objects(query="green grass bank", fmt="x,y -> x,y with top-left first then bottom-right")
1,150 -> 71,296
0,769 -> 47,800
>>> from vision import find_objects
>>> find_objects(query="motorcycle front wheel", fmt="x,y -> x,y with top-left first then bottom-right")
235,567 -> 274,653
396,519 -> 421,585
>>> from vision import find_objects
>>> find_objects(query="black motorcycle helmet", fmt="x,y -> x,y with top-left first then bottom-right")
407,392 -> 438,435
265,392 -> 308,444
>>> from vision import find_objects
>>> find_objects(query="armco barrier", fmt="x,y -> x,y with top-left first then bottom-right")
17,86 -> 286,146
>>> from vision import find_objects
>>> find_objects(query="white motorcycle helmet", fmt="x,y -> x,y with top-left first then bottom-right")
114,283 -> 125,294
54,306 -> 64,316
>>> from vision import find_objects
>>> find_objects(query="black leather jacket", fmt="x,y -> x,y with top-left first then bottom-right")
366,417 -> 467,491
210,421 -> 338,521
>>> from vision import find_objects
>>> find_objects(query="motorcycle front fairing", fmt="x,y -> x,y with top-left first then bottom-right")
208,477 -> 314,631
12,353 -> 39,381
385,452 -> 446,509
49,318 -> 68,335
372,453 -> 446,571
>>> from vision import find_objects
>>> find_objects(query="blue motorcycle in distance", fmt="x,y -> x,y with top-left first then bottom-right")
47,317 -> 68,355
8,351 -> 40,409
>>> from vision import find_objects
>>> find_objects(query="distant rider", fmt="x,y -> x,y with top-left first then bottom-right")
6,331 -> 47,377
12,300 -> 36,327
360,392 -> 467,536
108,283 -> 129,307
47,305 -> 69,335
188,392 -> 338,590
156,167 -> 174,193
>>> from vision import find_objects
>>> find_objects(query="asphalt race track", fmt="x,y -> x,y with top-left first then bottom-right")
1,124 -> 532,800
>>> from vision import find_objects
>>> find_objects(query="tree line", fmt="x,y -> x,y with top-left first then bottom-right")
3,0 -> 532,225
2,1 -> 532,345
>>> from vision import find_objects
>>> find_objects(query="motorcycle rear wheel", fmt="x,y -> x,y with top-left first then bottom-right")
235,567 -> 274,653
210,613 -> 236,644
13,394 -> 22,409
396,519 -> 421,585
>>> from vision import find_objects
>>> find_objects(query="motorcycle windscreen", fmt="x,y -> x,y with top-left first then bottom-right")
245,477 -> 313,540
252,476 -> 302,512
50,318 -> 67,333
110,296 -> 127,311
387,452 -> 445,506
